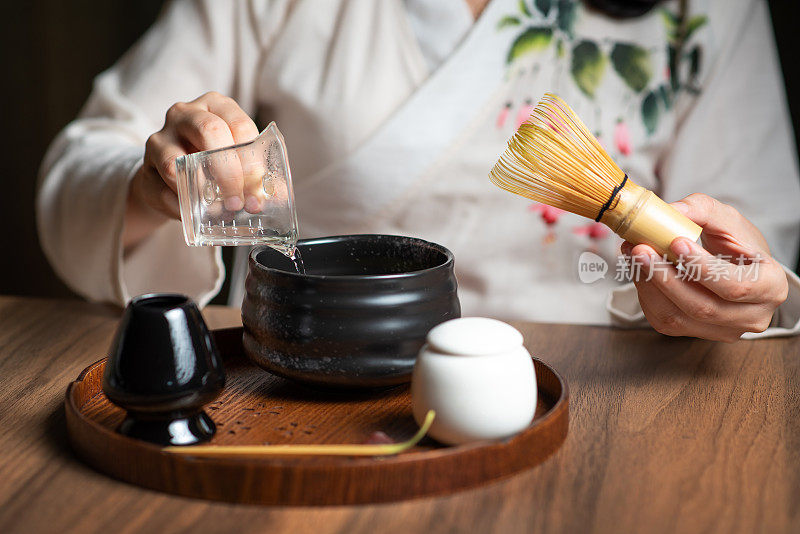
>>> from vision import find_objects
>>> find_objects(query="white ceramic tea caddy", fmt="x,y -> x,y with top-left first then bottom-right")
411,317 -> 537,445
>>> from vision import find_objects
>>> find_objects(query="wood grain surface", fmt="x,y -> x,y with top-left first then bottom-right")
0,295 -> 798,533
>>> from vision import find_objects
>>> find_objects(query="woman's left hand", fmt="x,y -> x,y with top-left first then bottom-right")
621,193 -> 789,342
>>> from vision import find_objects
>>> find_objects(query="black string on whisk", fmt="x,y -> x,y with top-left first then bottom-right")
595,174 -> 628,222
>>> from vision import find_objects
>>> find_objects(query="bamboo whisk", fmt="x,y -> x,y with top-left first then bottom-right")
490,93 -> 701,260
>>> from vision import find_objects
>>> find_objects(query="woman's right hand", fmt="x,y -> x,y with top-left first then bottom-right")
124,91 -> 259,248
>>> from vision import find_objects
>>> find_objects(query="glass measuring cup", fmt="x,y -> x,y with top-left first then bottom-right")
176,122 -> 298,253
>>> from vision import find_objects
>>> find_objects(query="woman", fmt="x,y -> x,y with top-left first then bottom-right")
37,0 -> 800,340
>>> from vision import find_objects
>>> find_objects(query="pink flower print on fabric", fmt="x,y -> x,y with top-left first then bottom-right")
515,99 -> 535,130
573,222 -> 610,254
496,102 -> 512,129
573,222 -> 610,240
528,203 -> 565,225
529,203 -> 566,244
614,119 -> 632,156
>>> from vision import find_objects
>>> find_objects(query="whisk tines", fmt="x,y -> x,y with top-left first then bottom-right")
489,93 -> 626,220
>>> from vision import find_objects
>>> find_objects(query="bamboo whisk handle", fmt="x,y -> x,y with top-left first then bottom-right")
601,182 -> 702,262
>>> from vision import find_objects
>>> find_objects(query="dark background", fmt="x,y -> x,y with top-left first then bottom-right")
2,1 -> 798,304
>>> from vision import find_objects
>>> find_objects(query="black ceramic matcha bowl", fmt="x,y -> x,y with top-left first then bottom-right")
242,235 -> 461,388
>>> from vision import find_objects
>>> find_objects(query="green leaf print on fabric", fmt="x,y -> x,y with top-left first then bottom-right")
661,6 -> 708,104
570,40 -> 606,98
658,84 -> 672,110
535,0 -> 552,17
685,45 -> 703,93
641,91 -> 660,134
497,15 -> 522,30
610,43 -> 653,93
496,0 -> 708,138
685,14 -> 708,41
667,45 -> 679,91
660,9 -> 680,43
688,45 -> 701,77
507,27 -> 554,64
557,0 -> 578,38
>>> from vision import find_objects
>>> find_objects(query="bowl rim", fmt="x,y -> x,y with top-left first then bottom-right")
249,234 -> 455,281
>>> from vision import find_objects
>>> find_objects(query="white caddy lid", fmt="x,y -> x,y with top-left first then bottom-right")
426,317 -> 524,356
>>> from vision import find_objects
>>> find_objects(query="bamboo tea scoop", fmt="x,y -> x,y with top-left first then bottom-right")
164,410 -> 435,457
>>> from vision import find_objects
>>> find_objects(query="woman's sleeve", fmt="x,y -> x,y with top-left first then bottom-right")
36,0 -> 289,306
607,0 -> 800,338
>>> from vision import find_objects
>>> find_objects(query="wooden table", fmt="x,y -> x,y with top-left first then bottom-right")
0,295 -> 798,534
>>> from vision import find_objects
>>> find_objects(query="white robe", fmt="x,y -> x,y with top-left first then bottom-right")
37,0 -> 800,337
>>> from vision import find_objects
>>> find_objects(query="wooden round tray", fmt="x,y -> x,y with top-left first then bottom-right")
65,327 -> 569,506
